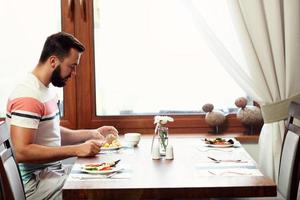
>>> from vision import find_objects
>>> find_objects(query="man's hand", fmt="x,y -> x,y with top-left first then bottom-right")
75,140 -> 103,157
89,126 -> 119,145
96,126 -> 119,137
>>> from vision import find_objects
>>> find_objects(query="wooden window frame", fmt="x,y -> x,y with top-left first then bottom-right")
73,0 -> 262,135
59,0 -> 77,129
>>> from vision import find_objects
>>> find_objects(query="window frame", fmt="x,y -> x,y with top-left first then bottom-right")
73,0 -> 260,134
59,0 -> 77,129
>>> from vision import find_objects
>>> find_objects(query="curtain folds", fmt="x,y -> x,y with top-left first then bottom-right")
227,0 -> 300,181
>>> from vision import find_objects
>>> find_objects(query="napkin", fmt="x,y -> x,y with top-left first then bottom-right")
70,172 -> 131,180
195,162 -> 257,169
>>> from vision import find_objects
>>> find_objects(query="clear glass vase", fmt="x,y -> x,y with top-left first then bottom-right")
158,126 -> 169,155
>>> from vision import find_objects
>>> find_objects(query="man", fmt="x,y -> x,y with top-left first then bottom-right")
5,32 -> 118,200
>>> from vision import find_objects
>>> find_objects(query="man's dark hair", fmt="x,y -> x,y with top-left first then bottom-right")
39,32 -> 85,63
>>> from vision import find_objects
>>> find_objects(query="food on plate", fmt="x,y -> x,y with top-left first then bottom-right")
204,137 -> 234,145
83,160 -> 120,171
105,133 -> 117,144
102,139 -> 122,148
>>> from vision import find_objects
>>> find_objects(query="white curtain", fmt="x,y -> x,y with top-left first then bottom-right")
227,0 -> 300,181
184,0 -> 300,181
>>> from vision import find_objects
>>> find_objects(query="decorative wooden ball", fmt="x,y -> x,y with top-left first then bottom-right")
236,105 -> 263,125
202,103 -> 214,112
205,111 -> 226,126
235,97 -> 248,108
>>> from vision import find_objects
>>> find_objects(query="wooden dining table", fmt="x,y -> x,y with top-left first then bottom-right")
62,135 -> 277,199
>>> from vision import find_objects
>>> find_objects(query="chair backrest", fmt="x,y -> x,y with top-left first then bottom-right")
297,181 -> 300,200
0,122 -> 26,200
278,101 -> 300,200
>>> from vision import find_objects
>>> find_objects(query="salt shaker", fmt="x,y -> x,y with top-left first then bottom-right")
165,145 -> 174,160
152,143 -> 161,160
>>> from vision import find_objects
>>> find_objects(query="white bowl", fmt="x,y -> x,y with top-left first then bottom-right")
124,133 -> 141,147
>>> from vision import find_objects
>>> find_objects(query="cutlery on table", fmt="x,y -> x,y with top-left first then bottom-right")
208,170 -> 252,176
105,169 -> 124,178
207,156 -> 247,163
110,159 -> 121,167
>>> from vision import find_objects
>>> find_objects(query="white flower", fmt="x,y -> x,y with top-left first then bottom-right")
154,116 -> 174,125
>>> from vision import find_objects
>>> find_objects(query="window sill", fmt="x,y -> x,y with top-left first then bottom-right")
234,134 -> 259,143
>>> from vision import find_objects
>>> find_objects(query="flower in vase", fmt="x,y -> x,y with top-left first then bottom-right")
154,116 -> 174,154
154,116 -> 174,125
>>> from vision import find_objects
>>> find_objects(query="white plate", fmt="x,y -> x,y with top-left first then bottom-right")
81,166 -> 122,174
207,144 -> 233,148
100,146 -> 122,151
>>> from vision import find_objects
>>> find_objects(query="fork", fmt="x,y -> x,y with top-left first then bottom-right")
208,170 -> 252,176
105,168 -> 124,178
105,171 -> 119,178
207,156 -> 247,163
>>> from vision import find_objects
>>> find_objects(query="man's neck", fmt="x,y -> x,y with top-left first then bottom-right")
32,64 -> 52,87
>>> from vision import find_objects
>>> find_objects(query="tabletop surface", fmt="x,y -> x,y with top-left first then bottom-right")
62,135 -> 276,199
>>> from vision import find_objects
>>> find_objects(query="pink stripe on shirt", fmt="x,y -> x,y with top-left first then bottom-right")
7,97 -> 44,116
44,97 -> 59,116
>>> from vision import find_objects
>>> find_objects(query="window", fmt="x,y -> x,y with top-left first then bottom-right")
0,0 -> 62,117
0,0 -> 256,133
93,0 -> 246,116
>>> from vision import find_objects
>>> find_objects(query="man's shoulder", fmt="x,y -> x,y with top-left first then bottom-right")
9,73 -> 53,102
9,80 -> 42,102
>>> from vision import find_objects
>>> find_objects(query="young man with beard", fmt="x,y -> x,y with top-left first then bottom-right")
5,32 -> 118,200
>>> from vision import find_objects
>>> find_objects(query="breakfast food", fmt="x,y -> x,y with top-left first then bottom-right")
105,133 -> 117,144
83,160 -> 120,172
83,163 -> 113,171
204,138 -> 234,145
102,139 -> 122,149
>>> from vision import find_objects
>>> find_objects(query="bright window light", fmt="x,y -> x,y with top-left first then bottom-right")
0,0 -> 62,118
94,0 -> 246,115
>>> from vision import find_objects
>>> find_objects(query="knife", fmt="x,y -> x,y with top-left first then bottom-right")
110,159 -> 121,167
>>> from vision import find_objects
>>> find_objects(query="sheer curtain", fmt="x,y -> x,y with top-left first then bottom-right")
183,0 -> 300,181
227,0 -> 300,181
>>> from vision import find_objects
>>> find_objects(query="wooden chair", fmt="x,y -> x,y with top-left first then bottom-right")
278,101 -> 300,200
0,122 -> 26,200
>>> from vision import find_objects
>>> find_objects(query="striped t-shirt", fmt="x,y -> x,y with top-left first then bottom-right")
6,73 -> 61,183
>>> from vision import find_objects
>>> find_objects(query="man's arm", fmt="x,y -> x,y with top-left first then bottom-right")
60,126 -> 100,145
60,126 -> 118,145
11,125 -> 102,164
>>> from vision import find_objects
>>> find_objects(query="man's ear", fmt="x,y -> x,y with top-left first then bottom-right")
49,56 -> 58,69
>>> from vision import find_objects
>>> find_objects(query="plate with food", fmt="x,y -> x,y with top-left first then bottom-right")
100,139 -> 122,151
100,146 -> 122,151
203,138 -> 234,148
81,160 -> 122,174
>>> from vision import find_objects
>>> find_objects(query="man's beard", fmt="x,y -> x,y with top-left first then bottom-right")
51,65 -> 71,87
